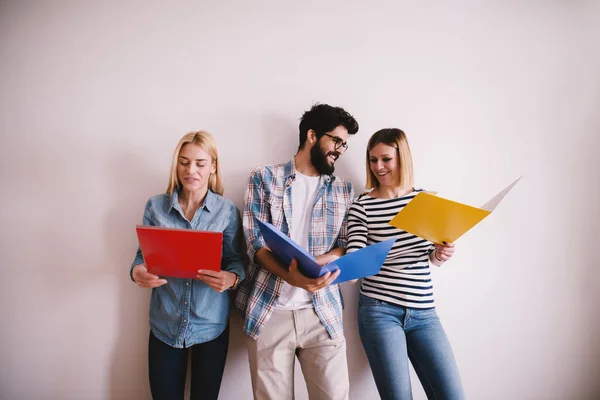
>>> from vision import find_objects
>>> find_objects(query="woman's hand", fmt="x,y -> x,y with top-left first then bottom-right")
132,264 -> 168,288
315,251 -> 356,283
197,270 -> 237,293
315,253 -> 340,266
432,242 -> 455,265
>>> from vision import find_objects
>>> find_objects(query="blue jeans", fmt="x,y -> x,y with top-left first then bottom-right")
358,295 -> 464,400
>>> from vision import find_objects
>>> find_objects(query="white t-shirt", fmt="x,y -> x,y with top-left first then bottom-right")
275,171 -> 320,309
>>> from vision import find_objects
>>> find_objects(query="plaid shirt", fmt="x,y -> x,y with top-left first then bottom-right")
235,158 -> 355,340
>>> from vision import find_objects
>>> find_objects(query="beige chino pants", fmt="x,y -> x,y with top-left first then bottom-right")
246,308 -> 350,400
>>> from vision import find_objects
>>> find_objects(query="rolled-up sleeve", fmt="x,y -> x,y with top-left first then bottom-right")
242,168 -> 268,263
130,199 -> 153,281
221,203 -> 246,281
335,182 -> 355,249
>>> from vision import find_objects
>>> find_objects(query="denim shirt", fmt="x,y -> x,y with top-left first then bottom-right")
130,190 -> 245,348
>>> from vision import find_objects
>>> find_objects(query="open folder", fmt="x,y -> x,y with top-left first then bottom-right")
388,176 -> 522,244
257,220 -> 396,284
135,225 -> 223,279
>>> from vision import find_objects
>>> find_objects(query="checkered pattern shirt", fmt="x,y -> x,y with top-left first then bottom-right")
235,158 -> 355,340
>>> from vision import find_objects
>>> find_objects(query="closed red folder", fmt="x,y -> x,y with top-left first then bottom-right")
135,225 -> 223,279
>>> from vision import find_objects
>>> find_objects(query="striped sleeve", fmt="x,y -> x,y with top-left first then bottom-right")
353,192 -> 437,309
347,198 -> 368,254
334,181 -> 355,249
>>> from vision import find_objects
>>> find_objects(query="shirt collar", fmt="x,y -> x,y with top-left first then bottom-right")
283,158 -> 296,187
203,189 -> 217,212
169,189 -> 216,212
284,158 -> 336,187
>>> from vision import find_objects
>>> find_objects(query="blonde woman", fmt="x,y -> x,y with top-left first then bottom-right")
347,128 -> 464,399
130,131 -> 245,400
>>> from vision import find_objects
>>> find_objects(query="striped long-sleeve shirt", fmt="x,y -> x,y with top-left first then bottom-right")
347,190 -> 436,309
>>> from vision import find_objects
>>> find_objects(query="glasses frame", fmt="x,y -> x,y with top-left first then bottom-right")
322,133 -> 348,152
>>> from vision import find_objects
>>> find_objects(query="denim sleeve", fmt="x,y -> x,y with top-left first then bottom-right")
129,199 -> 153,281
243,168 -> 267,263
335,182 -> 355,249
221,203 -> 246,281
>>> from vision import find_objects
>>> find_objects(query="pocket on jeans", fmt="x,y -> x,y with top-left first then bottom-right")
414,307 -> 439,321
358,295 -> 384,307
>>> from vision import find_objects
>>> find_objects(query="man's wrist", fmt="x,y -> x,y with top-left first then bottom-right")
282,270 -> 294,286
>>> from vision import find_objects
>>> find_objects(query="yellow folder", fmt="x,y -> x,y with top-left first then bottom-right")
388,177 -> 522,244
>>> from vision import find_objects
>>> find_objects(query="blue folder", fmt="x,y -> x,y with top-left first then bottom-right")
257,220 -> 396,284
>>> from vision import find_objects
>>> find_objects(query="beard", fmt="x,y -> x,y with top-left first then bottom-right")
310,141 -> 338,175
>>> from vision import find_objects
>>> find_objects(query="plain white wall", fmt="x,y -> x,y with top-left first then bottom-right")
1,1 -> 599,399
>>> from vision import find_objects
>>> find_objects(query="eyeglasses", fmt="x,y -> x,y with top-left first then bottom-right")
323,133 -> 348,152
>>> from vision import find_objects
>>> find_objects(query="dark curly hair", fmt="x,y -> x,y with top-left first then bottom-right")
298,103 -> 359,150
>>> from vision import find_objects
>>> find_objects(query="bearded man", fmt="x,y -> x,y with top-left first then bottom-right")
235,103 -> 359,400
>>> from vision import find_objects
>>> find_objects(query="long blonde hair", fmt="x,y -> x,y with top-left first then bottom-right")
365,128 -> 414,190
166,131 -> 224,196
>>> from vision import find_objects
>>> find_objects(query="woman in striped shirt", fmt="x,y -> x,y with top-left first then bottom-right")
347,128 -> 465,400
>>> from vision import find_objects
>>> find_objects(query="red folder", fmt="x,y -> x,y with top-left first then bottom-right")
135,225 -> 223,279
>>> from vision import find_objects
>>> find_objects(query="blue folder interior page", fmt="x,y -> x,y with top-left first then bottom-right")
257,220 -> 324,278
330,238 -> 396,284
257,220 -> 396,283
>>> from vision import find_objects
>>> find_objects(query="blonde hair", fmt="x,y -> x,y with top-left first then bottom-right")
365,128 -> 414,190
166,131 -> 224,196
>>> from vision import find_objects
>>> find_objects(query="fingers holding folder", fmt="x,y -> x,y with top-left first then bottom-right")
286,258 -> 341,293
257,220 -> 395,285
433,242 -> 455,263
132,264 -> 168,288
196,269 -> 238,293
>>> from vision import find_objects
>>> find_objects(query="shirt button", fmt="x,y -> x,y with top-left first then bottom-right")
184,302 -> 188,305
185,282 -> 189,286
183,319 -> 187,323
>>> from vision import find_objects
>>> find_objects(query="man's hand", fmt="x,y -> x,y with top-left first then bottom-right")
285,258 -> 340,292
